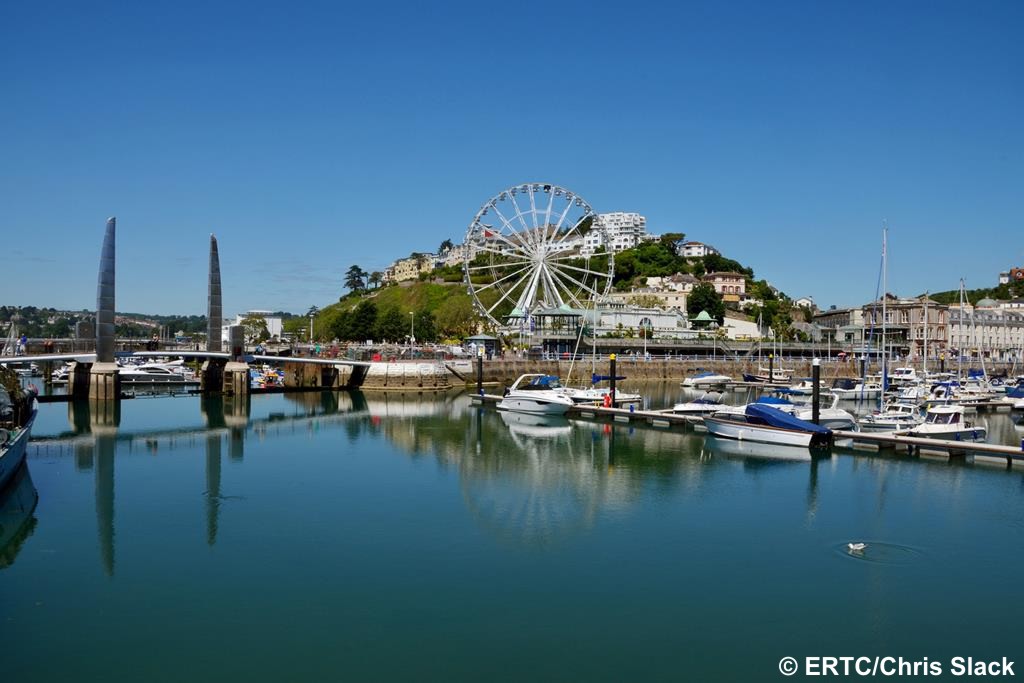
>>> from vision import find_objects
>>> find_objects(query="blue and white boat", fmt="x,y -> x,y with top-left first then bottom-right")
704,404 -> 832,448
0,384 -> 37,491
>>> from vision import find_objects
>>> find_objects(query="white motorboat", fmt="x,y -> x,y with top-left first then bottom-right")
894,405 -> 986,442
742,366 -> 792,383
789,394 -> 857,431
704,404 -> 832,448
119,362 -> 199,385
497,374 -> 575,415
857,401 -> 924,432
671,391 -> 725,416
50,363 -> 73,384
830,377 -> 882,401
559,383 -> 642,407
682,371 -> 733,389
787,379 -> 815,395
888,367 -> 918,386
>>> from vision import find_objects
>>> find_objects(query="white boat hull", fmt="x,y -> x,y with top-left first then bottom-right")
894,426 -> 987,442
497,397 -> 572,415
703,416 -> 815,447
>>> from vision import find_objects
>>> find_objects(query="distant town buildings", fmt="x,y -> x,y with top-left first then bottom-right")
949,299 -> 1024,362
384,253 -> 437,283
677,241 -> 720,258
582,212 -> 651,255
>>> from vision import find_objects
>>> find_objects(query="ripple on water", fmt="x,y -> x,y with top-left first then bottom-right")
832,541 -> 928,566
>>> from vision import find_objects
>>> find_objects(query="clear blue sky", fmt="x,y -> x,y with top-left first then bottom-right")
2,0 -> 1021,316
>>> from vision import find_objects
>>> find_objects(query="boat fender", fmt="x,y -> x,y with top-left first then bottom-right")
603,393 -> 612,408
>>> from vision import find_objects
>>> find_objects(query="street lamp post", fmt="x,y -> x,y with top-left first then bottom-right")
409,311 -> 415,356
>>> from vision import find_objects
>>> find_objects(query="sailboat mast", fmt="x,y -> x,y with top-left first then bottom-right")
881,223 -> 888,390
958,278 -> 965,379
923,291 -> 929,376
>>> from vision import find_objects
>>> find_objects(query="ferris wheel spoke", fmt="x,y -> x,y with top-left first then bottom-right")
505,192 -> 540,250
514,266 -> 545,314
527,186 -> 540,232
545,266 -> 587,310
548,263 -> 604,299
497,268 -> 540,316
465,259 -> 534,272
540,265 -> 567,308
554,213 -> 592,247
486,205 -> 534,251
485,282 -> 525,317
550,260 -> 609,280
472,264 -> 531,293
472,241 -> 533,260
475,223 -> 533,257
542,189 -> 556,237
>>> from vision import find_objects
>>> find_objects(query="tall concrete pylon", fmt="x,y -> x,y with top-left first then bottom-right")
89,217 -> 120,400
95,217 -> 116,363
208,234 -> 222,352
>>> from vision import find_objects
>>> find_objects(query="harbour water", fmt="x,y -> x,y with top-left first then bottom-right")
3,386 -> 1023,681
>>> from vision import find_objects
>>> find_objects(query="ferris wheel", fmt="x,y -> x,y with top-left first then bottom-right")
463,182 -> 613,330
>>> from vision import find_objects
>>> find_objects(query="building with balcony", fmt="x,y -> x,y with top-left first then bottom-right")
860,295 -> 948,360
703,272 -> 746,302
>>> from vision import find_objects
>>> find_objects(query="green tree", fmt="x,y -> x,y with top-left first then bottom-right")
438,239 -> 454,254
659,232 -> 686,250
344,265 -> 367,293
368,271 -> 383,289
241,314 -> 270,343
687,282 -> 725,324
344,301 -> 377,341
436,297 -> 479,339
375,307 -> 407,342
415,310 -> 438,342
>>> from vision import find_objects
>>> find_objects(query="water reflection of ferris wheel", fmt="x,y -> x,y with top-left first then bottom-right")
459,413 -> 612,548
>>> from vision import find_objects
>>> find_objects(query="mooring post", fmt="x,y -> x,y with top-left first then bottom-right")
811,357 -> 821,425
476,346 -> 484,396
768,353 -> 774,384
609,353 -> 617,404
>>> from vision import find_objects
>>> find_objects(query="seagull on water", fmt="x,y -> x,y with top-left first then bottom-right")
848,542 -> 867,552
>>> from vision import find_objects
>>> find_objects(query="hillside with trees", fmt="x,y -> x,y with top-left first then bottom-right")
929,280 -> 1024,306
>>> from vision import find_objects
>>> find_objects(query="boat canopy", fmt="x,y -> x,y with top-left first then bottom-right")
746,403 -> 831,435
757,395 -> 793,405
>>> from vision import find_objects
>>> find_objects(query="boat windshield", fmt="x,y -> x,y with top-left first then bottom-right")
926,411 -> 959,425
524,375 -> 562,390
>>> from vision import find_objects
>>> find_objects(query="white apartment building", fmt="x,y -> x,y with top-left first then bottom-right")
581,212 -> 650,255
677,241 -> 720,258
949,300 -> 1024,361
